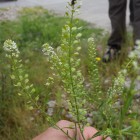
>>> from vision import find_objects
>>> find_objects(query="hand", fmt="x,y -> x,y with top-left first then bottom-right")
33,120 -> 111,140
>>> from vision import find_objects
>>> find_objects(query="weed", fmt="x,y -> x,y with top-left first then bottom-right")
1,1 -> 140,140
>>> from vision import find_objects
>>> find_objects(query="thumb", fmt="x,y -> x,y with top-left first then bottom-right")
83,127 -> 111,140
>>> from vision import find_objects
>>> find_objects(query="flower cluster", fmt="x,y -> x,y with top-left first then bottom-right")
107,69 -> 127,101
87,37 -> 102,104
3,39 -> 20,54
42,43 -> 56,59
42,0 -> 87,124
3,40 -> 37,110
128,42 -> 140,71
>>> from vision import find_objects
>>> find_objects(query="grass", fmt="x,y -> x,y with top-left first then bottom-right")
0,7 -> 103,51
0,5 -> 139,140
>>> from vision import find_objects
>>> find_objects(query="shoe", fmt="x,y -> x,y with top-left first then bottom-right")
102,47 -> 121,63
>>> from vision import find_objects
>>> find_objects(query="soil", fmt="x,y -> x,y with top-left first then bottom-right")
0,7 -> 20,21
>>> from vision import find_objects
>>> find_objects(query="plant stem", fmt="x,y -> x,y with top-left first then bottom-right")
68,4 -> 86,140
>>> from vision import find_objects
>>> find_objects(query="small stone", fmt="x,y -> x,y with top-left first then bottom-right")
47,100 -> 56,108
87,117 -> 93,125
47,108 -> 54,116
65,113 -> 73,119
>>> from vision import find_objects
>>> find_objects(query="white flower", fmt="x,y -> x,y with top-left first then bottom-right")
76,46 -> 81,51
128,45 -> 140,59
42,43 -> 55,57
76,33 -> 82,39
121,69 -> 127,75
72,27 -> 77,31
136,40 -> 140,46
88,37 -> 94,42
132,61 -> 138,69
3,40 -> 19,54
128,51 -> 135,58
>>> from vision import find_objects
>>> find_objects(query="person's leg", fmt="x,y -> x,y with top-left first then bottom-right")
133,0 -> 140,44
108,0 -> 127,49
103,0 -> 127,62
129,0 -> 134,24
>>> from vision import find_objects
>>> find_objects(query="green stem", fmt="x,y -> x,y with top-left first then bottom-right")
10,53 -> 14,94
1,73 -> 6,101
26,91 -> 74,140
68,4 -> 79,124
68,5 -> 85,140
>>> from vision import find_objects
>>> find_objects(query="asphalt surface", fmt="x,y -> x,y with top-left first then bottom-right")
0,0 -> 130,30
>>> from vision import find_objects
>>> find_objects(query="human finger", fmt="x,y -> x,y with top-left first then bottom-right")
83,126 -> 111,140
32,120 -> 75,140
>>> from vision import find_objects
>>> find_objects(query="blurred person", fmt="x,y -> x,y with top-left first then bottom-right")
129,0 -> 134,25
103,0 -> 140,62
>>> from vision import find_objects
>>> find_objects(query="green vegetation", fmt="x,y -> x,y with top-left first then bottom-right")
0,6 -> 103,140
0,7 -> 102,51
0,2 -> 140,140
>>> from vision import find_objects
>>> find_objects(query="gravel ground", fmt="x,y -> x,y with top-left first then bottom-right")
0,7 -> 20,20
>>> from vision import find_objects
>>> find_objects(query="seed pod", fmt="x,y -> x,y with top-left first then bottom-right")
71,0 -> 76,5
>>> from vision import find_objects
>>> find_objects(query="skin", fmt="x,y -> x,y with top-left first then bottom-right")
33,120 -> 111,140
